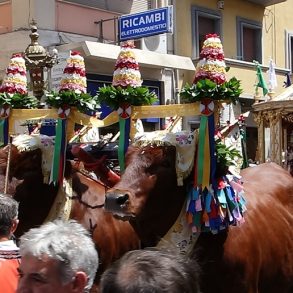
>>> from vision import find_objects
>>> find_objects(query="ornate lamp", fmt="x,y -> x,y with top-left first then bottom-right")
24,20 -> 58,99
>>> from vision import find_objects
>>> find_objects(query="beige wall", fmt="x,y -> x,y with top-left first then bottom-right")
0,2 -> 12,33
175,0 -> 264,60
263,1 -> 293,69
174,0 -> 284,98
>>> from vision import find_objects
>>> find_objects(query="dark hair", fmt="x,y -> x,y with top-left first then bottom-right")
0,194 -> 19,236
100,248 -> 201,293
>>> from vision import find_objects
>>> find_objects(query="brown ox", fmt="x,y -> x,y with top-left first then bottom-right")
0,143 -> 139,290
105,144 -> 293,293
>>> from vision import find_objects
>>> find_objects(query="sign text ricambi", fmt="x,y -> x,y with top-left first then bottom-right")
119,6 -> 173,41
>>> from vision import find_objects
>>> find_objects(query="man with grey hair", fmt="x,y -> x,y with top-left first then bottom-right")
0,193 -> 20,293
17,220 -> 99,293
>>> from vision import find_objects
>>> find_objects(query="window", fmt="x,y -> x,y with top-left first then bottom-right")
237,17 -> 262,63
191,6 -> 222,58
285,31 -> 293,72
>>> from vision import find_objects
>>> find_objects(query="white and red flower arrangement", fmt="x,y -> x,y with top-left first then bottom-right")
112,41 -> 143,88
0,53 -> 28,95
45,51 -> 99,114
0,53 -> 38,109
180,34 -> 242,104
95,41 -> 157,110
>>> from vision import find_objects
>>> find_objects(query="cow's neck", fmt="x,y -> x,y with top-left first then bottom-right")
130,184 -> 186,247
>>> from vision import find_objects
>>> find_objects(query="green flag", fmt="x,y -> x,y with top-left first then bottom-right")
256,64 -> 268,96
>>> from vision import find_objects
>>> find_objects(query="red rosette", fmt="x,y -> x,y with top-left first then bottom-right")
200,49 -> 225,61
71,50 -> 81,56
120,40 -> 135,48
64,66 -> 86,76
6,68 -> 26,76
193,72 -> 226,85
11,53 -> 23,58
115,61 -> 139,70
205,33 -> 219,39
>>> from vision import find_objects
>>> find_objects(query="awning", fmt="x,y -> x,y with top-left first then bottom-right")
57,41 -> 195,72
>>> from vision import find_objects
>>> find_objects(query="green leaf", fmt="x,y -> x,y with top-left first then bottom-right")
95,85 -> 158,110
45,90 -> 100,114
180,77 -> 242,104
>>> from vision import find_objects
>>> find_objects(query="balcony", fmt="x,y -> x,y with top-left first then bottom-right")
245,0 -> 287,6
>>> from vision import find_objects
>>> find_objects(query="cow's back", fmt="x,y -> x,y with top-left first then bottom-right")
195,163 -> 293,293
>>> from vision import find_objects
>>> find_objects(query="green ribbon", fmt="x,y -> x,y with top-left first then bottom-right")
51,118 -> 63,184
118,117 -> 126,172
0,120 -> 4,147
197,115 -> 208,185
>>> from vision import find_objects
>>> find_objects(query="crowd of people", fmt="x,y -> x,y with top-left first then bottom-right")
0,192 -> 201,293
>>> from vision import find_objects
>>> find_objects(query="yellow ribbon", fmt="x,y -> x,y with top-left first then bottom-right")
202,121 -> 210,189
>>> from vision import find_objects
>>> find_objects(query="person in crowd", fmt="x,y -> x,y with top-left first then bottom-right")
0,193 -> 21,293
100,247 -> 201,293
17,219 -> 99,293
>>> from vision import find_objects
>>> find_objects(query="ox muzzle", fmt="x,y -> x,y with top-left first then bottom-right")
104,190 -> 131,217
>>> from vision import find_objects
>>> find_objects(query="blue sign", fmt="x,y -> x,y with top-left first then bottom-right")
119,6 -> 173,41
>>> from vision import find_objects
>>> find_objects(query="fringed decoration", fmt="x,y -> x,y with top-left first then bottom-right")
0,105 -> 10,146
187,175 -> 246,234
187,99 -> 246,234
117,103 -> 131,172
50,106 -> 70,185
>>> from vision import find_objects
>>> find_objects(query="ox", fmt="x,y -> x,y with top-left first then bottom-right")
0,139 -> 139,289
105,143 -> 293,293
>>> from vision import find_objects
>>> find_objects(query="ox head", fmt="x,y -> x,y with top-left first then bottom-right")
0,144 -> 19,175
10,135 -> 44,180
0,134 -> 55,181
0,143 -> 42,180
105,144 -> 178,219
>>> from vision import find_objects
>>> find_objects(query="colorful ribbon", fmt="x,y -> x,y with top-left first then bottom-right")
50,107 -> 70,185
118,104 -> 131,172
0,105 -> 10,147
196,99 -> 215,190
0,118 -> 9,146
